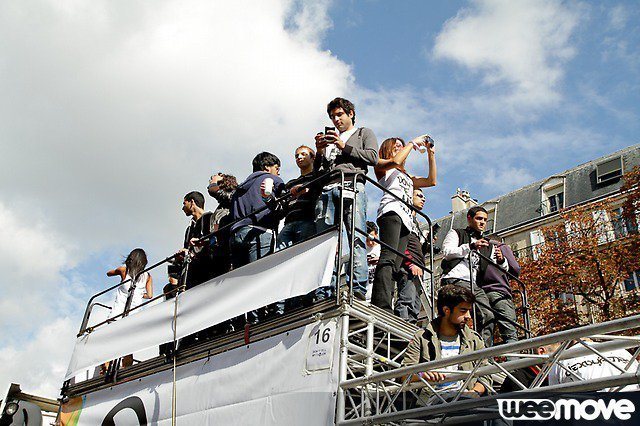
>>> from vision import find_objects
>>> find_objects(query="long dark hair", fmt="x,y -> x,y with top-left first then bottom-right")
125,248 -> 148,281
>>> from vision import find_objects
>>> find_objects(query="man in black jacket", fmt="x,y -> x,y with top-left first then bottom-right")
177,191 -> 216,289
440,206 -> 508,345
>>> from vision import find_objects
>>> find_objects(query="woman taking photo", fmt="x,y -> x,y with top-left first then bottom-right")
371,135 -> 436,313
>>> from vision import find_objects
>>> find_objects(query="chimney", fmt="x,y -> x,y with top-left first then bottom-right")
451,188 -> 477,213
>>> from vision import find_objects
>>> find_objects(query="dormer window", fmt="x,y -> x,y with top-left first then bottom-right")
596,156 -> 623,185
541,176 -> 565,215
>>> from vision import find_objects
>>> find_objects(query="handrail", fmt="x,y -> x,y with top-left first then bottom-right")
340,312 -> 640,389
77,168 -> 439,336
77,169 -> 345,335
78,254 -> 179,334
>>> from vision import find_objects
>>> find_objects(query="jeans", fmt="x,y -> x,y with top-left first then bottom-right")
441,278 -> 494,346
315,181 -> 368,298
371,212 -> 410,312
395,273 -> 421,321
273,220 -> 317,314
484,290 -> 518,345
277,220 -> 316,250
230,225 -> 274,323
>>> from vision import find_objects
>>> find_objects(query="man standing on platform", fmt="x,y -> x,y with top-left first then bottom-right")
277,145 -> 317,249
480,237 -> 521,345
440,206 -> 507,346
176,191 -> 216,289
395,189 -> 430,322
314,97 -> 378,300
230,152 -> 285,269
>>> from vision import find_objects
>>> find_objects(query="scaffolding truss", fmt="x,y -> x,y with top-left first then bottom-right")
336,312 -> 640,425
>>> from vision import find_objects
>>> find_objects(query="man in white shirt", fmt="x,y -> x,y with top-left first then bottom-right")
440,206 -> 508,346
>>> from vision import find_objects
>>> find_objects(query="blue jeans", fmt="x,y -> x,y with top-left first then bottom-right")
230,226 -> 274,267
274,219 -> 316,314
277,220 -> 316,250
315,181 -> 368,298
230,226 -> 274,323
395,273 -> 420,321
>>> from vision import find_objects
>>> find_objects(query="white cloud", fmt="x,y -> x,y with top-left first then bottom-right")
0,0 -> 351,257
433,0 -> 581,108
0,202 -> 85,398
0,318 -> 77,398
285,0 -> 334,46
0,203 -> 84,336
481,167 -> 536,195
0,0 -> 352,398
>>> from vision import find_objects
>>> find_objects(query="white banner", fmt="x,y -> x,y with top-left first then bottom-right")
65,232 -> 338,380
60,320 -> 340,425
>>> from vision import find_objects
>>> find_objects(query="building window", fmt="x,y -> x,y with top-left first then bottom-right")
541,178 -> 565,215
592,210 -> 616,244
551,291 -> 575,304
623,270 -> 640,292
485,207 -> 496,234
529,230 -> 545,260
547,192 -> 564,213
611,207 -> 638,238
596,156 -> 623,184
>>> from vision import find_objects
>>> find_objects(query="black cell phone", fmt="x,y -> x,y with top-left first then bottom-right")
325,126 -> 335,134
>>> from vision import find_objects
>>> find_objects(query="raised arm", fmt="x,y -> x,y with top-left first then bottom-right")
106,266 -> 127,281
374,140 -> 416,179
411,140 -> 437,188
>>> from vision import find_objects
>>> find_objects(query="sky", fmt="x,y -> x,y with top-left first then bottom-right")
0,0 -> 638,398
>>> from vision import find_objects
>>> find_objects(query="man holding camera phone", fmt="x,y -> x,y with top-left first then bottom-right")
314,97 -> 378,300
440,206 -> 508,346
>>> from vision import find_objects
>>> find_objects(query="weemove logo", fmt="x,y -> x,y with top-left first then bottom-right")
497,398 -> 635,421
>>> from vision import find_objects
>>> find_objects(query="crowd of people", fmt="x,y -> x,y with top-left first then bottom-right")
101,96 -> 639,399
104,96 -> 526,345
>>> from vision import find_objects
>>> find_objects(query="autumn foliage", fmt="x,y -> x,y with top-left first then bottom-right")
519,166 -> 640,335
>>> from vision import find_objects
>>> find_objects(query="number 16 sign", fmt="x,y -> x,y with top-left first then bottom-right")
305,319 -> 337,372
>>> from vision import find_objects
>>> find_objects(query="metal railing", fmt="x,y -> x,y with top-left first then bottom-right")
338,313 -> 640,424
77,169 -> 437,336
